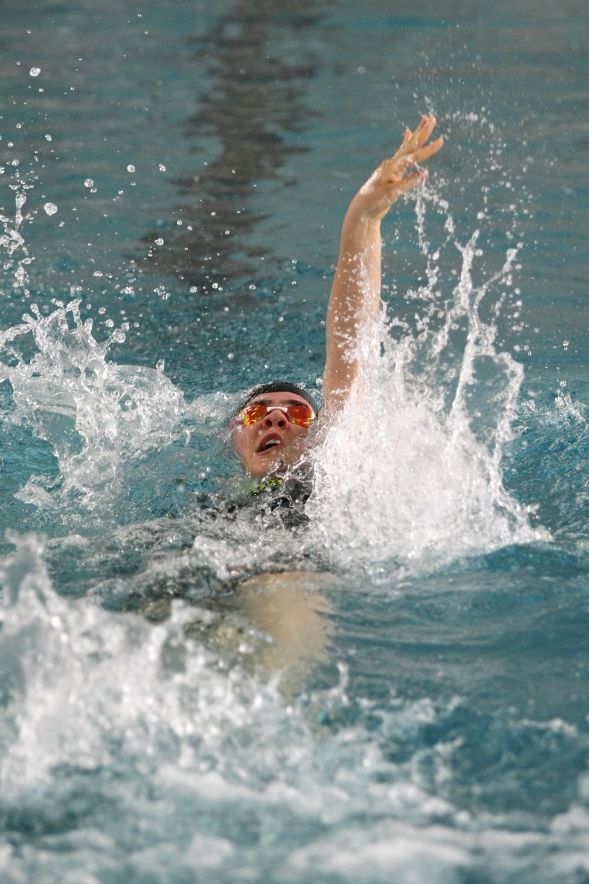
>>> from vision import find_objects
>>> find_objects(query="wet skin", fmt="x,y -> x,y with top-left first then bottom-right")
231,391 -> 312,477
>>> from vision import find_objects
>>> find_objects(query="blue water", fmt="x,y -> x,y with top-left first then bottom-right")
1,1 -> 588,882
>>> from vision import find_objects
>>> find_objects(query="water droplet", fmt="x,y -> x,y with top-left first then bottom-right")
29,66 -> 41,77
126,164 -> 135,174
154,237 -> 164,246
84,178 -> 94,188
45,133 -> 52,141
158,163 -> 167,172
44,202 -> 58,216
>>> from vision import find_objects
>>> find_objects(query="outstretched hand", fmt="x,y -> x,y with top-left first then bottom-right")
323,114 -> 444,417
351,114 -> 444,222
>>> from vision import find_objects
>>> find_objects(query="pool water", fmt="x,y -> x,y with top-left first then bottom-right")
1,1 -> 588,882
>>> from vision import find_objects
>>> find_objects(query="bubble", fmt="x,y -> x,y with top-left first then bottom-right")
126,164 -> 135,174
84,179 -> 94,188
29,66 -> 41,77
44,133 -> 53,142
158,163 -> 167,172
43,202 -> 58,216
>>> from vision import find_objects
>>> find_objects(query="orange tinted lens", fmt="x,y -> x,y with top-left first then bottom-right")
241,402 -> 267,426
287,404 -> 315,426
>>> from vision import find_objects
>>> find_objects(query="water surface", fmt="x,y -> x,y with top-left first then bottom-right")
1,1 -> 588,882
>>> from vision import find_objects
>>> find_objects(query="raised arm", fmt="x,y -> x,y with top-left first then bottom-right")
321,114 -> 444,418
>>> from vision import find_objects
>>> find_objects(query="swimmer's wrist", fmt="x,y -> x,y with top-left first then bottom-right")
342,204 -> 383,243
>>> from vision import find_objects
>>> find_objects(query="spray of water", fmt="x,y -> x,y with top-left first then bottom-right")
308,190 -> 547,575
1,534 -> 582,884
0,164 -> 39,297
0,299 -> 185,513
0,532 -> 284,795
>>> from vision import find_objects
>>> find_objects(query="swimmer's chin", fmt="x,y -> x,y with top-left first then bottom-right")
246,454 -> 285,478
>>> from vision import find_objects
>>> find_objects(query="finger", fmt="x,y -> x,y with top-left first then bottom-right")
395,114 -> 436,159
395,122 -> 422,156
410,135 -> 444,164
405,114 -> 435,152
393,128 -> 414,161
413,114 -> 437,150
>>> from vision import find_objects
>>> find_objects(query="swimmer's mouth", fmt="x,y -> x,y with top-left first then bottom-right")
256,434 -> 283,454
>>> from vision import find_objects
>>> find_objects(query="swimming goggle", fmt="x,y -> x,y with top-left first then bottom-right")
233,401 -> 316,429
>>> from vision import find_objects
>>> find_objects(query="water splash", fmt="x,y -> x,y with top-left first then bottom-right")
0,535 -> 584,884
0,181 -> 35,296
0,300 -> 185,513
309,194 -> 547,576
0,532 -> 289,795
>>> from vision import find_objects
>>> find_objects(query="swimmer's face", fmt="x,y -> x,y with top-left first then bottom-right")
231,391 -> 313,477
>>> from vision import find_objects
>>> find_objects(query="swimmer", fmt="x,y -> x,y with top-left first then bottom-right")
230,114 -> 444,477
171,116 -> 444,683
225,116 -> 443,687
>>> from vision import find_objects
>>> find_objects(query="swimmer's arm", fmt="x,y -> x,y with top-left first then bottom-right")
321,114 -> 443,418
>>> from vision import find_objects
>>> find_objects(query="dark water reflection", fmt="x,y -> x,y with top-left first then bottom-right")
141,1 -> 326,294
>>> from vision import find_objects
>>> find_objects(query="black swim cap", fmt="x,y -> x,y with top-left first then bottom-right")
235,381 -> 318,416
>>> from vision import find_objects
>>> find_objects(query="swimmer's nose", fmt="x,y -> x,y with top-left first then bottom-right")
262,409 -> 288,429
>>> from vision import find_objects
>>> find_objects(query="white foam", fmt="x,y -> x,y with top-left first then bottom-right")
0,300 -> 185,512
308,198 -> 547,576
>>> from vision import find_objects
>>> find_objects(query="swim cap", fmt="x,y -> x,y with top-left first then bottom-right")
234,381 -> 318,417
